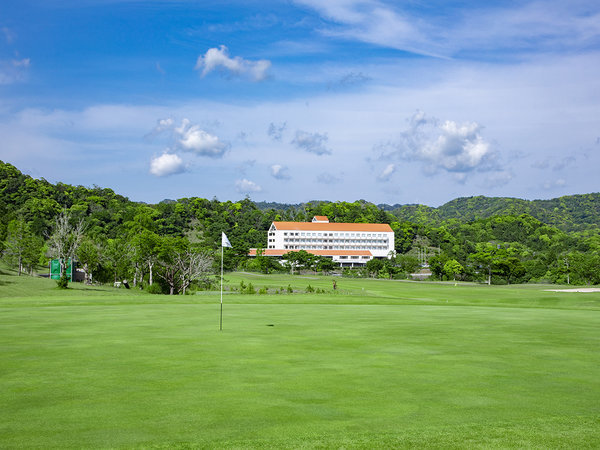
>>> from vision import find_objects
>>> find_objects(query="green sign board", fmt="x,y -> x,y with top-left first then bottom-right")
50,258 -> 73,281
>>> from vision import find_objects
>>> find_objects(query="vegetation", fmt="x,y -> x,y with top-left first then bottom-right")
1,160 -> 599,288
1,270 -> 599,447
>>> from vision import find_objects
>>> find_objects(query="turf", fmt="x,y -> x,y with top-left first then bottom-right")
1,269 -> 599,448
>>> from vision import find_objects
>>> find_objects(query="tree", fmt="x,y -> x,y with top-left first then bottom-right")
282,250 -> 315,274
395,254 -> 420,277
130,230 -> 160,286
47,211 -> 85,285
3,219 -> 43,275
469,242 -> 497,285
494,256 -> 525,284
366,258 -> 384,278
102,238 -> 131,284
443,259 -> 464,282
177,247 -> 213,295
76,237 -> 100,284
156,236 -> 186,295
315,256 -> 336,275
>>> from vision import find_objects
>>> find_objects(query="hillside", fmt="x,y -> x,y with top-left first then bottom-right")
384,195 -> 600,232
1,160 -> 599,234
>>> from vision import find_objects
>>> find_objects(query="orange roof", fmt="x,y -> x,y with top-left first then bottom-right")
312,215 -> 329,221
272,221 -> 393,232
249,249 -> 372,257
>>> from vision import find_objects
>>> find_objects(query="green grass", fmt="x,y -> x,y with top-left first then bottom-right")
1,269 -> 599,448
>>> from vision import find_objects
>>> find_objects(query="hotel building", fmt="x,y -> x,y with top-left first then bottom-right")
249,216 -> 395,267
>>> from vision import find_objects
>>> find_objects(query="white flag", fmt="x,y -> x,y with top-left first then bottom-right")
222,232 -> 232,248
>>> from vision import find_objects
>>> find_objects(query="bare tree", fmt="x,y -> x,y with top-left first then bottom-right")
47,210 -> 86,277
156,236 -> 212,295
178,249 -> 212,295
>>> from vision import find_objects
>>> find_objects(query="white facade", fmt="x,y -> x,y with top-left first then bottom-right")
266,217 -> 395,259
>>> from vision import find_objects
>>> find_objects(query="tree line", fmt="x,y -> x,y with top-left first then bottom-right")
1,160 -> 599,289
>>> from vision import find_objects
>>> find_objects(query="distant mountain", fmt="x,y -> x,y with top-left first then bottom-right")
2,160 -> 598,233
387,194 -> 600,232
258,194 -> 600,232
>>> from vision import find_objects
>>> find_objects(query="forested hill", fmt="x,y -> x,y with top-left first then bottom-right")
257,195 -> 600,232
1,160 -> 598,233
2,160 -> 600,286
383,194 -> 600,232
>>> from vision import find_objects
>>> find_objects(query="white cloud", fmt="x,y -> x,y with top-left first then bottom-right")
270,164 -> 291,180
170,118 -> 228,158
377,163 -> 395,181
292,130 -> 331,155
293,0 -> 600,58
195,45 -> 271,81
377,111 -> 498,178
235,178 -> 262,193
150,152 -> 185,177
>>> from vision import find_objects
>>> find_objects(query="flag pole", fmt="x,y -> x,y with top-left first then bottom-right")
220,243 -> 223,331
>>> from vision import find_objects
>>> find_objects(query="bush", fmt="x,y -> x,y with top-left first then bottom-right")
56,271 -> 69,289
305,284 -> 315,293
258,287 -> 268,295
145,283 -> 165,295
246,282 -> 256,295
287,284 -> 293,294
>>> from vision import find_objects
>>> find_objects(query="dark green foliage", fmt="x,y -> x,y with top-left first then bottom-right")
56,270 -> 69,289
1,160 -> 599,286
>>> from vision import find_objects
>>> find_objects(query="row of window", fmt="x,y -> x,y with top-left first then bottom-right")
281,245 -> 386,251
284,238 -> 387,244
281,231 -> 388,238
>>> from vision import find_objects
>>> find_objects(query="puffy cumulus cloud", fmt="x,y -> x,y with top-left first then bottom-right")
145,117 -> 174,139
377,111 -> 499,178
175,119 -> 229,158
195,45 -> 271,82
235,178 -> 262,194
150,152 -> 185,177
292,130 -> 331,155
146,118 -> 228,177
267,121 -> 287,141
270,164 -> 291,180
377,163 -> 395,181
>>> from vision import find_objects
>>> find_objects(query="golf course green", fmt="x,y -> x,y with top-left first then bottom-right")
1,270 -> 599,448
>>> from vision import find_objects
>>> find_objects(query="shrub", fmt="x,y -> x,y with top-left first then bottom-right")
246,282 -> 256,294
258,287 -> 268,295
56,271 -> 69,289
287,284 -> 293,294
305,284 -> 315,293
145,283 -> 164,295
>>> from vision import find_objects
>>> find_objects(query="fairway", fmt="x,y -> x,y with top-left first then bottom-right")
1,272 -> 600,448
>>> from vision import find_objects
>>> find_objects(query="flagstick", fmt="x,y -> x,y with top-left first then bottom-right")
220,244 -> 223,331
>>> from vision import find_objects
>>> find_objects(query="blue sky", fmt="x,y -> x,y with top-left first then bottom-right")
1,0 -> 599,206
